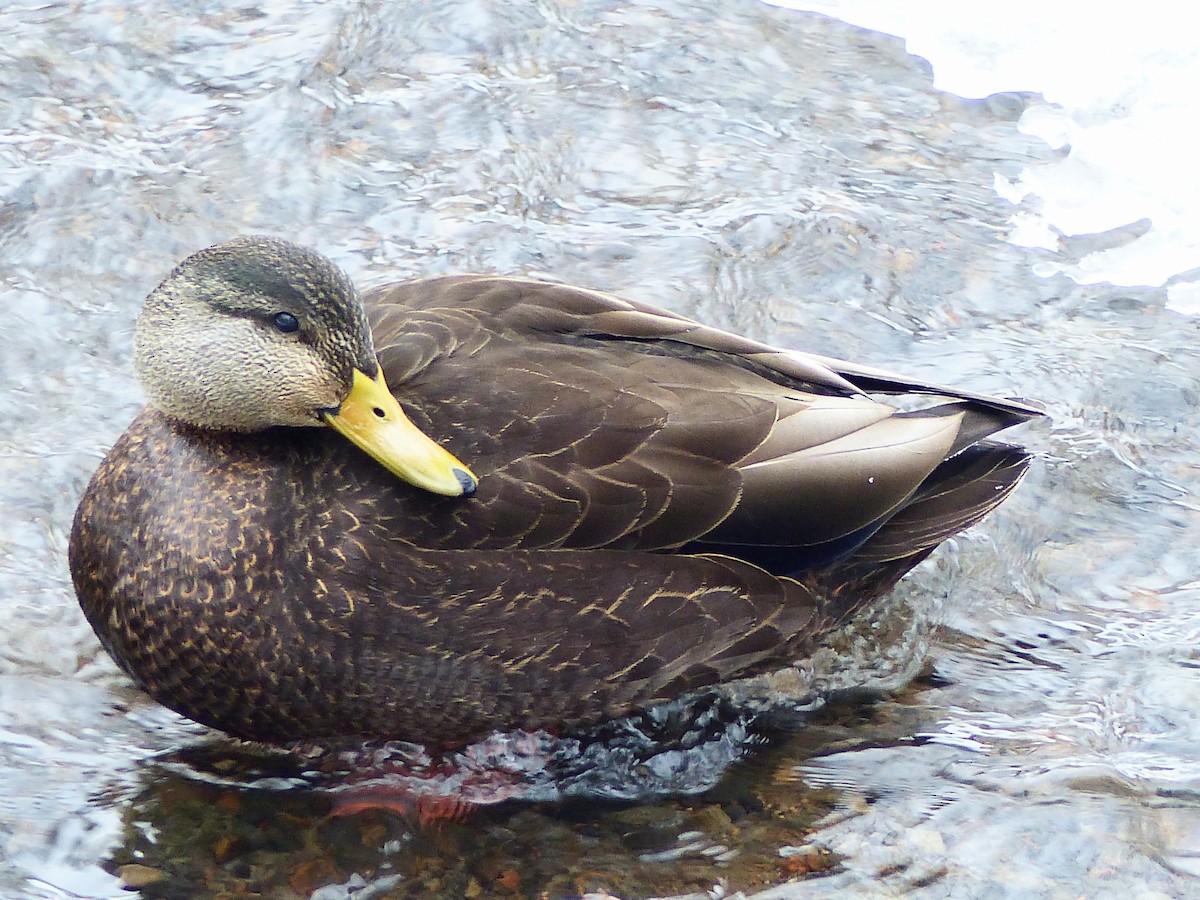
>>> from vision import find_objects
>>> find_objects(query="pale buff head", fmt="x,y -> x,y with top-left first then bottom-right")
133,237 -> 379,432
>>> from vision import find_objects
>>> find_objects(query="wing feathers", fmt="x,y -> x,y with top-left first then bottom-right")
364,273 -> 1039,564
716,411 -> 964,546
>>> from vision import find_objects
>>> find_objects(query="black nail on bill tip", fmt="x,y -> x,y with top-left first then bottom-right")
454,468 -> 477,496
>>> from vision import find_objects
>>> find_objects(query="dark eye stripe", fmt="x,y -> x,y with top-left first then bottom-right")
273,311 -> 300,334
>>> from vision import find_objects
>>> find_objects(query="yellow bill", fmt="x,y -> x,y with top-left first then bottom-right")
322,368 -> 477,497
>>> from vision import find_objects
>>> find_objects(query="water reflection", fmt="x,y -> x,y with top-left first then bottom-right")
99,698 -> 900,899
2,0 -> 1199,897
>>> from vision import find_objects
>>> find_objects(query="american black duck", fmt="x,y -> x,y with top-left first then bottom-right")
69,236 -> 1040,747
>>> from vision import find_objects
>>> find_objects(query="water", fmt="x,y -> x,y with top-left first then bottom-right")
774,0 -> 1200,296
1,1 -> 1197,897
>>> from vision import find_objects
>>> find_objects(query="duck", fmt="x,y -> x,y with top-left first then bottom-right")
69,236 -> 1041,748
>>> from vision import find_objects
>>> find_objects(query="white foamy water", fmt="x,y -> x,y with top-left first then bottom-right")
766,0 -> 1200,314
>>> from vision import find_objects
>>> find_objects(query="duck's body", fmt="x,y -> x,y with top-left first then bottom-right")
70,240 -> 1039,746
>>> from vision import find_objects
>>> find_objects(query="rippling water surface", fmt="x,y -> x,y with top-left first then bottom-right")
2,1 -> 1198,897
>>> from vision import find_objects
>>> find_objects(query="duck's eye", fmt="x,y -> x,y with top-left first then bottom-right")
272,311 -> 300,334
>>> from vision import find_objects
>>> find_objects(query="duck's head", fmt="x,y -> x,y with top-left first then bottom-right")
133,236 -> 476,497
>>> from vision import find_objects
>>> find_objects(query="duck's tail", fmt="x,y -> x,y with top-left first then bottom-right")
803,440 -> 1033,631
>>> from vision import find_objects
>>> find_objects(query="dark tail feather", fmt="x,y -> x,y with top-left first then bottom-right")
807,442 -> 1032,629
848,442 -> 1031,565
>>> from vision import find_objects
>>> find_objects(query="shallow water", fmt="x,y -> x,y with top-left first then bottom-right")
1,1 -> 1198,897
